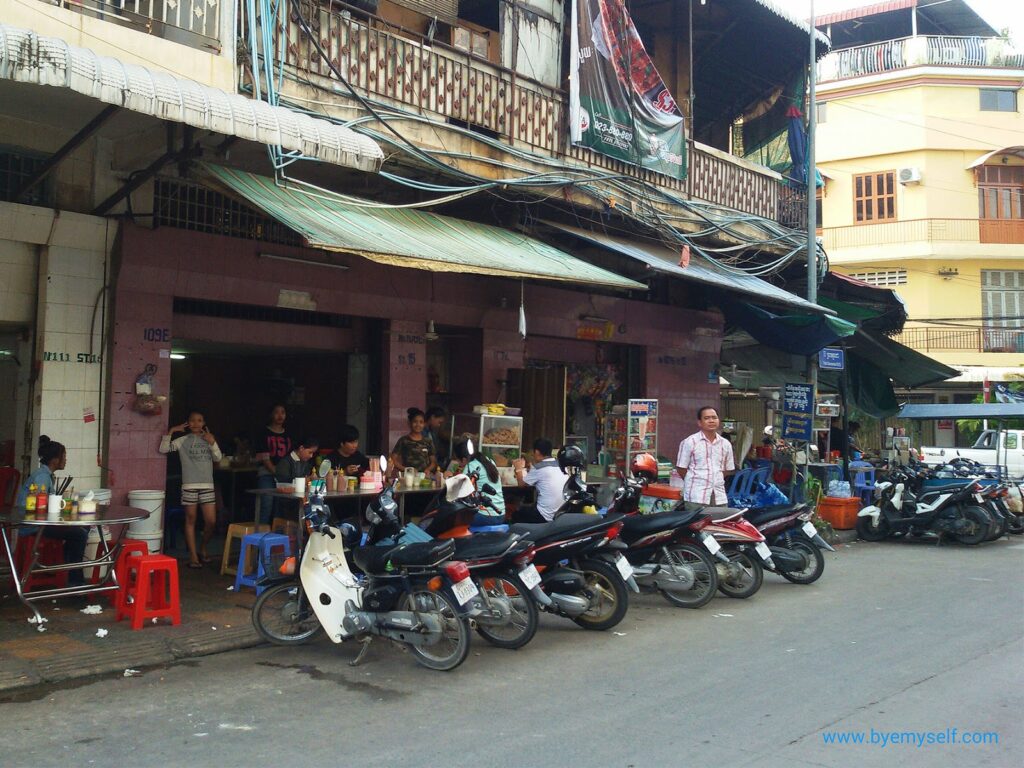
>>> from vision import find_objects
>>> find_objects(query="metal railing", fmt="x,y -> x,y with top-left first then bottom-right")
265,1 -> 786,224
895,326 -> 1024,353
43,0 -> 221,51
821,218 -> 981,250
818,35 -> 1024,82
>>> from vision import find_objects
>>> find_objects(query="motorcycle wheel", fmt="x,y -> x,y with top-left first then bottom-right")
656,543 -> 718,609
474,575 -> 539,650
401,590 -> 471,671
984,510 -> 1006,541
572,559 -> 629,631
954,505 -> 993,546
856,513 -> 891,542
252,582 -> 322,645
778,538 -> 825,585
1006,514 -> 1024,535
716,549 -> 763,599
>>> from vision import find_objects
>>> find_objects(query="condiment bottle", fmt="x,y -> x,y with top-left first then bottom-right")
25,484 -> 37,516
36,484 -> 48,517
70,495 -> 79,520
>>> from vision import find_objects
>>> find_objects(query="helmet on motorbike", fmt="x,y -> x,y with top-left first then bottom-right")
630,452 -> 658,482
557,444 -> 586,473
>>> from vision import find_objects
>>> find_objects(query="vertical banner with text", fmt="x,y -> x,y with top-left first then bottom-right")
782,383 -> 814,442
569,0 -> 687,179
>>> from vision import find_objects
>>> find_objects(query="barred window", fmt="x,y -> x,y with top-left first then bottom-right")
0,149 -> 52,206
848,268 -> 907,287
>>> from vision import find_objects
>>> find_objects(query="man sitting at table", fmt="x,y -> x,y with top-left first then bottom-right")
15,436 -> 88,587
334,425 -> 370,477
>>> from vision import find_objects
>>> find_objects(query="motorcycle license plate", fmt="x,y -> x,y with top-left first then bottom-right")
451,577 -> 479,606
974,494 -> 983,503
614,554 -> 634,580
801,522 -> 818,539
519,564 -> 542,590
754,542 -> 772,562
701,534 -> 722,555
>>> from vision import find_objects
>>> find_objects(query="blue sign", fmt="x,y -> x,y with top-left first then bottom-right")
782,382 -> 814,442
819,347 -> 845,371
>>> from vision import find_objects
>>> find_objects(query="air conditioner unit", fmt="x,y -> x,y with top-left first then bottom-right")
898,166 -> 922,184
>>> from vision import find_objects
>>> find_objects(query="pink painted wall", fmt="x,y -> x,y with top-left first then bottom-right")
107,224 -> 724,495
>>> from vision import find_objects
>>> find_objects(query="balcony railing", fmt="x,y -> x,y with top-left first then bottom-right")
267,1 -> 785,225
43,0 -> 221,51
822,218 -> 1024,250
896,327 -> 1024,353
817,35 -> 1024,83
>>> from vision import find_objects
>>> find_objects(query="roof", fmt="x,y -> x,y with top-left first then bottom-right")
816,0 -> 917,27
967,146 -> 1024,169
815,0 -> 998,46
0,24 -> 383,173
898,403 -> 1024,419
538,221 -> 830,313
205,165 -> 647,290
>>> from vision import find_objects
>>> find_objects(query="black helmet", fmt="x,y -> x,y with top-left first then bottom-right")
557,444 -> 586,473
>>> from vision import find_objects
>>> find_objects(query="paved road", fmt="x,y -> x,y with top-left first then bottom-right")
2,539 -> 1022,768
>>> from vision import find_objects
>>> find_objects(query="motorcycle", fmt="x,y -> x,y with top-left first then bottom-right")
745,503 -> 834,585
251,458 -> 478,671
696,507 -> 776,598
857,465 -> 993,545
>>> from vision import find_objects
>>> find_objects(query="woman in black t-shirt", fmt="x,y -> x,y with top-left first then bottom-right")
255,404 -> 292,524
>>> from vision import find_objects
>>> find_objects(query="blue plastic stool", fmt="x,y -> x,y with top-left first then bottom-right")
469,523 -> 509,534
164,507 -> 184,553
234,532 -> 291,595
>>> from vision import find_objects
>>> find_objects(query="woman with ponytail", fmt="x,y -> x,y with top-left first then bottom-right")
452,437 -> 506,525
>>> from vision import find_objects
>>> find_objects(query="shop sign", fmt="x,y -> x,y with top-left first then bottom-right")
629,399 -> 657,417
815,403 -> 841,418
818,347 -> 845,370
782,382 -> 814,442
576,322 -> 614,341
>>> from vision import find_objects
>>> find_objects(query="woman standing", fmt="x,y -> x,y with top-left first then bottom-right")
390,407 -> 438,475
160,411 -> 222,568
254,404 -> 291,525
16,436 -> 88,586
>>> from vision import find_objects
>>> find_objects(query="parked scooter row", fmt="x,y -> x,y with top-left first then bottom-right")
252,447 -> 833,671
856,455 -> 1024,544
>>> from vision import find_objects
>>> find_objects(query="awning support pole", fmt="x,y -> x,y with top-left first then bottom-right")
16,106 -> 120,202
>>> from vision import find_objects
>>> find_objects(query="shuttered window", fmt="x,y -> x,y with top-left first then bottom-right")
853,171 -> 897,223
849,268 -> 907,287
981,270 -> 1024,352
389,0 -> 458,23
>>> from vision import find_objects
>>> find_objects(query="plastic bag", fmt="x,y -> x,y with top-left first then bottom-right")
751,482 -> 790,508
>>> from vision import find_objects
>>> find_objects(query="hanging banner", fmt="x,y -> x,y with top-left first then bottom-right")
569,0 -> 687,179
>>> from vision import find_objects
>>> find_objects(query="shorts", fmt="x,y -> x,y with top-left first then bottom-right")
182,487 -> 216,505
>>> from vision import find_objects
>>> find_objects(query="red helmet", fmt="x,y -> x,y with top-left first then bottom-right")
630,452 -> 658,482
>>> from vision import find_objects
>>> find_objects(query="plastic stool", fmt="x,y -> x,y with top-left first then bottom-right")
164,507 -> 185,553
118,554 -> 181,630
220,523 -> 268,576
14,533 -> 67,590
93,537 -> 148,586
109,540 -> 151,611
469,523 -> 509,534
234,532 -> 291,595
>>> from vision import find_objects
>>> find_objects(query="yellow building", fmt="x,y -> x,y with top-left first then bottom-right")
815,0 -> 1024,400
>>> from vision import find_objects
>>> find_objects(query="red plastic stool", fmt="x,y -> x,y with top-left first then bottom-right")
13,534 -> 67,590
118,554 -> 181,630
107,539 -> 150,609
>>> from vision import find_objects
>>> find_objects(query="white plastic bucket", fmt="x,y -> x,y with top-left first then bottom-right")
127,490 -> 165,538
84,526 -> 112,579
134,531 -> 163,556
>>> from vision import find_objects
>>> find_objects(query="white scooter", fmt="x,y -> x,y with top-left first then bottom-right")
252,458 -> 479,671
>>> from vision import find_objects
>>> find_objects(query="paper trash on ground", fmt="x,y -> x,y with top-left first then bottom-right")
80,604 -> 103,614
95,628 -> 108,638
123,669 -> 141,677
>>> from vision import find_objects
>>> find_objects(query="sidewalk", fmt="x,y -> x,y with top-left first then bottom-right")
0,554 -> 265,696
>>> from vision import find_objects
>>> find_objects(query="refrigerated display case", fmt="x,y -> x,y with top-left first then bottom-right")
603,399 -> 658,474
449,413 -> 524,467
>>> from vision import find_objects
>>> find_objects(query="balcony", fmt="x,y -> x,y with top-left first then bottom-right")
41,0 -> 221,51
817,35 -> 1024,83
267,1 -> 789,226
896,327 -> 1024,354
821,218 -> 1024,252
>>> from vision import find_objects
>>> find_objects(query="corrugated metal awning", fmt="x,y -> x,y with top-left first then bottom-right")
540,221 -> 830,313
205,165 -> 646,290
0,24 -> 383,173
899,403 -> 1024,420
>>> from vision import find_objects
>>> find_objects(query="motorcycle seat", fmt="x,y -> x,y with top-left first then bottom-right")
702,506 -> 746,522
452,532 -> 520,560
510,512 -> 622,543
745,504 -> 805,526
621,509 -> 702,538
352,539 -> 455,574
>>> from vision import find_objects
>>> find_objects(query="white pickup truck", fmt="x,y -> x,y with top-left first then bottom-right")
920,429 -> 1024,478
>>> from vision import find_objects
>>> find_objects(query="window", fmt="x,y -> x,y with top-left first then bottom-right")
981,270 -> 1024,352
816,101 -> 827,124
980,89 -> 1018,112
853,171 -> 896,222
0,149 -> 52,206
815,187 -> 823,231
977,166 -> 1024,220
848,268 -> 907,287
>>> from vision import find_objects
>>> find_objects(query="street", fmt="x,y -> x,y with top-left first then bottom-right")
2,539 -> 1022,768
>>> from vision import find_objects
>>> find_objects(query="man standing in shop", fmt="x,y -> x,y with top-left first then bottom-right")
676,406 -> 735,508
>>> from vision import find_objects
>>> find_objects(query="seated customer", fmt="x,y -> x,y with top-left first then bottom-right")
511,438 -> 566,523
334,425 -> 370,477
274,437 -> 320,483
451,438 -> 505,525
16,436 -> 88,587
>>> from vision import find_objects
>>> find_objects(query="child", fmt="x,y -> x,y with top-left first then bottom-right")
160,410 -> 222,568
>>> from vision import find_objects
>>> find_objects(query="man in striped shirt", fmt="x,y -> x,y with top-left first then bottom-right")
676,406 -> 735,506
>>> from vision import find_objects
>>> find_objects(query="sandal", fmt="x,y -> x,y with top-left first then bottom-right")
187,561 -> 203,569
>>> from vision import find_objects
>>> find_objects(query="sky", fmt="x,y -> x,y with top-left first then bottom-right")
812,0 -> 1024,45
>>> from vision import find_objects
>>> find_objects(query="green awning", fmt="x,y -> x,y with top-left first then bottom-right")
204,165 -> 646,291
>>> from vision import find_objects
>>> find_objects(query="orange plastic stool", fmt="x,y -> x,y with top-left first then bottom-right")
118,554 -> 181,630
14,534 -> 67,590
108,540 -> 150,610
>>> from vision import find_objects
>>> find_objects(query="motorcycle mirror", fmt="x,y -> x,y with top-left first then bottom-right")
318,459 -> 332,478
379,455 -> 388,475
466,438 -> 475,455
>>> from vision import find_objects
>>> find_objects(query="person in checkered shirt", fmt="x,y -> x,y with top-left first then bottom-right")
675,406 -> 736,507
